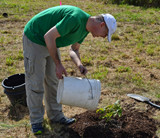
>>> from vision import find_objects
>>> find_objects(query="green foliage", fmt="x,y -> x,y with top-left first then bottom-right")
14,51 -> 24,60
6,57 -> 14,66
0,36 -> 4,46
81,56 -> 93,66
96,100 -> 122,122
92,70 -> 108,80
110,0 -> 160,8
146,48 -> 154,56
116,66 -> 131,73
156,94 -> 160,98
127,73 -> 143,86
112,34 -> 120,41
134,57 -> 142,64
92,66 -> 108,80
132,73 -> 142,83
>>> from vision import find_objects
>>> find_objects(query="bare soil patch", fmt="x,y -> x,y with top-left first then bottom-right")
67,105 -> 160,138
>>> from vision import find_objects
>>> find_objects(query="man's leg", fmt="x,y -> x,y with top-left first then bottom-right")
44,52 -> 64,121
44,51 -> 75,125
23,34 -> 49,133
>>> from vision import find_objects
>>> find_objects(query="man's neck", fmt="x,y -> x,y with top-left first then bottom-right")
86,17 -> 94,32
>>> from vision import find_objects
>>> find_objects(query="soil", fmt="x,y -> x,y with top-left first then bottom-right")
66,103 -> 160,138
1,98 -> 160,138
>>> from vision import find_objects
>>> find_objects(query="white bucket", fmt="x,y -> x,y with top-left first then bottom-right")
57,77 -> 101,110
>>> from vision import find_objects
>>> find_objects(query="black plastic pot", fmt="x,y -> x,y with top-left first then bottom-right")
2,73 -> 27,106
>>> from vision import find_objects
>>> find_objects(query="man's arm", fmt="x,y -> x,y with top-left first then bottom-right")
44,26 -> 67,79
70,43 -> 87,75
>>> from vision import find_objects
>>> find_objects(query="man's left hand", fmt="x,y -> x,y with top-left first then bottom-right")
78,65 -> 88,75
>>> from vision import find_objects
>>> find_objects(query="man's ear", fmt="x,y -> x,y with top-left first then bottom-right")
100,22 -> 106,27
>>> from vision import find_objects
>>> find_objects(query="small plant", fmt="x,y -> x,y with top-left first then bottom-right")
81,56 -> 93,66
15,51 -> 24,60
112,34 -> 120,41
156,94 -> 160,98
146,48 -> 154,56
134,57 -> 142,64
131,73 -> 143,85
121,53 -> 130,59
92,66 -> 108,80
0,36 -> 4,46
116,66 -> 131,73
6,57 -> 14,66
96,100 -> 122,122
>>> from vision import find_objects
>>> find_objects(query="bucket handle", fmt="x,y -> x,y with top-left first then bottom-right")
85,75 -> 93,100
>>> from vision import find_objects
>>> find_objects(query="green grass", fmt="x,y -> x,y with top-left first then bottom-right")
130,73 -> 144,86
6,57 -> 14,66
92,68 -> 108,80
116,66 -> 131,73
156,94 -> 160,98
0,121 -> 29,129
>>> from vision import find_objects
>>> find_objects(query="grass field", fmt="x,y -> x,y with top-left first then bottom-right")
0,0 -> 160,137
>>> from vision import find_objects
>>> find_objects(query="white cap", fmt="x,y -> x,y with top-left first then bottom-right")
102,14 -> 117,42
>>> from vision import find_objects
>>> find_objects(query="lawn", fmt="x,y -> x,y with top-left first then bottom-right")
0,0 -> 160,137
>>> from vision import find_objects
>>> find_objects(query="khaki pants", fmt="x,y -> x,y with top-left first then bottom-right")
23,34 -> 64,125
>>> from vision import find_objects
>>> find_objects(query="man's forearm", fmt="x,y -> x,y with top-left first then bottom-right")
44,26 -> 61,66
44,35 -> 61,66
44,26 -> 68,79
70,44 -> 87,75
70,49 -> 82,67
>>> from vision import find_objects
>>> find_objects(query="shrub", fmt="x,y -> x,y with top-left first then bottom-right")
96,100 -> 122,122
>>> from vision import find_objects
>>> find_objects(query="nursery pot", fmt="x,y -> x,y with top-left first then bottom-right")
57,77 -> 101,110
2,73 -> 27,106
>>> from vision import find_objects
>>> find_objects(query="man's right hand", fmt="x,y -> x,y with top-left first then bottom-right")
56,63 -> 67,79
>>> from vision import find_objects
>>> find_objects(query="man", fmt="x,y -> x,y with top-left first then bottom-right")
23,5 -> 116,134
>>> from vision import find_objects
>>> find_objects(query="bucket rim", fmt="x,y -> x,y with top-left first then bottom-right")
2,81 -> 25,89
1,73 -> 25,90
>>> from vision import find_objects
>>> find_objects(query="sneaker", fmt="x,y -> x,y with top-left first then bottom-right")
51,117 -> 76,125
32,122 -> 44,135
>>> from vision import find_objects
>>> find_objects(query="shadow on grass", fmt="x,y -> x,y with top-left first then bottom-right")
8,104 -> 29,121
34,122 -> 80,138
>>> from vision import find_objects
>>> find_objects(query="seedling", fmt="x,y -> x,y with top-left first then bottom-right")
96,100 -> 122,122
6,57 -> 14,66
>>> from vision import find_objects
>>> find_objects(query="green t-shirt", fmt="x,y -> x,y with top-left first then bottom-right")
24,5 -> 90,48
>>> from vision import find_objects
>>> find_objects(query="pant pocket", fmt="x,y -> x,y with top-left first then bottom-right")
24,56 -> 34,78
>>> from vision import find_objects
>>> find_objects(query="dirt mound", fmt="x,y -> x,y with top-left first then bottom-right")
68,108 -> 160,138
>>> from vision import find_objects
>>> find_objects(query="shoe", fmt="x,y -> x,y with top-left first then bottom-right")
51,117 -> 76,125
32,122 -> 44,135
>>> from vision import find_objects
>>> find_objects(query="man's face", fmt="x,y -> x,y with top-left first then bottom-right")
91,22 -> 108,38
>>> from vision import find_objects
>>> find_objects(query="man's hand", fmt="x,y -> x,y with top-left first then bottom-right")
56,64 -> 67,79
79,65 -> 88,75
